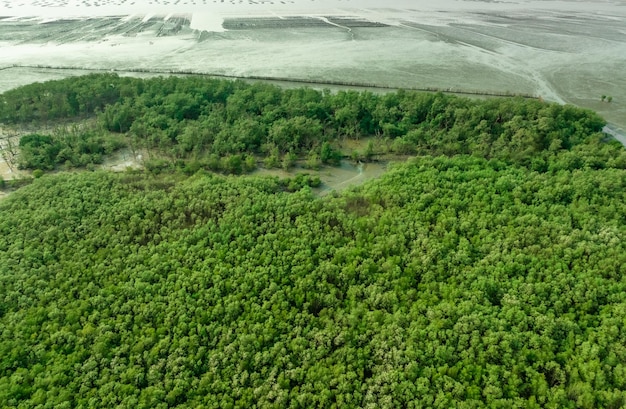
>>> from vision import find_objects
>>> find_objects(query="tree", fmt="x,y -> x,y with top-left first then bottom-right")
281,151 -> 297,170
320,142 -> 341,165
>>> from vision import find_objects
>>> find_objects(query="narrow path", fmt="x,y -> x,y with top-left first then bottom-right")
603,124 -> 626,147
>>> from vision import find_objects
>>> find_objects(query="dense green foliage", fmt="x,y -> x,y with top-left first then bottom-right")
1,152 -> 626,408
2,75 -> 626,408
0,74 -> 125,123
18,129 -> 125,171
1,74 -> 613,173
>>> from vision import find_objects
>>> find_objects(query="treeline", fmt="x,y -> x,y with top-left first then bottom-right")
1,74 -> 618,174
1,156 -> 626,408
0,74 -> 122,123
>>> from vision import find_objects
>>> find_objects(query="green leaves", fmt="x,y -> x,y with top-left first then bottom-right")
17,129 -> 125,171
1,74 -> 625,408
1,156 -> 625,407
4,74 -> 611,179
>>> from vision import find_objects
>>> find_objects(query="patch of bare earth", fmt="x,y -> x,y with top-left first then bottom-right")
252,159 -> 389,196
99,148 -> 145,172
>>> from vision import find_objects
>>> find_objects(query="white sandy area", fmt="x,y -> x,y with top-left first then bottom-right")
1,1 -> 625,29
190,12 -> 226,32
3,0 -> 626,14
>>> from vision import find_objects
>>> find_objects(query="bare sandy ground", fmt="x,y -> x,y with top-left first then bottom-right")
100,148 -> 144,171
2,0 -> 625,17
